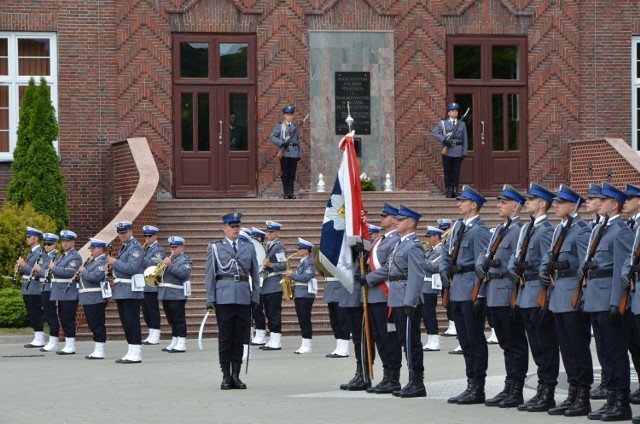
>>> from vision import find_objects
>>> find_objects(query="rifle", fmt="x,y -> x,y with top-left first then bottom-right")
105,244 -> 114,285
359,251 -> 374,380
26,249 -> 47,291
619,236 -> 640,314
275,114 -> 310,159
67,256 -> 92,292
537,215 -> 574,308
510,215 -> 535,308
441,107 -> 470,155
471,218 -> 513,302
12,245 -> 28,286
442,220 -> 465,309
571,214 -> 609,309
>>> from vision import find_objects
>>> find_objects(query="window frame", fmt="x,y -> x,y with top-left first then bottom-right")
632,36 -> 640,152
0,32 -> 58,162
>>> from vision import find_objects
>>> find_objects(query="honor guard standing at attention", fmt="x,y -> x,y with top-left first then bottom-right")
258,221 -> 286,351
37,233 -> 60,352
385,205 -> 426,398
48,230 -> 82,355
205,212 -> 261,390
78,238 -> 110,359
582,183 -> 634,421
108,221 -> 145,364
320,245 -> 351,359
585,183 -> 605,229
141,225 -> 164,346
422,225 -> 445,352
431,102 -> 468,198
507,183 -> 558,412
18,226 -> 45,349
362,204 -> 403,394
284,238 -> 317,354
438,219 -> 457,337
440,185 -> 491,405
158,236 -> 193,354
475,185 -> 527,408
269,105 -> 302,199
538,185 -> 592,417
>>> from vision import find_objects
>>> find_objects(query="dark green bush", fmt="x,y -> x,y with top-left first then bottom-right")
0,288 -> 29,327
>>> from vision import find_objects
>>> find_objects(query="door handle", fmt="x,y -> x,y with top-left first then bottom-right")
480,121 -> 485,146
219,120 -> 223,145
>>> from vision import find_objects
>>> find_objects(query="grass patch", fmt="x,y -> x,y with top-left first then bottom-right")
0,323 -> 49,336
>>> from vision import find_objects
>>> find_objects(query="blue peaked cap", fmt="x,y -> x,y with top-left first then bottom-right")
626,183 -> 640,197
497,184 -> 526,206
380,202 -> 399,216
555,184 -> 583,205
456,185 -> 486,207
426,226 -> 444,237
222,212 -> 243,225
585,183 -> 604,199
396,204 -> 422,221
601,182 -> 629,204
526,182 -> 555,204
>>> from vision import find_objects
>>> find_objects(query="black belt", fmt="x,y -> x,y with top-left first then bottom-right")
555,270 -> 577,279
450,141 -> 463,146
388,275 -> 407,282
488,272 -> 507,280
454,265 -> 475,274
216,275 -> 249,282
588,269 -> 613,280
523,273 -> 538,282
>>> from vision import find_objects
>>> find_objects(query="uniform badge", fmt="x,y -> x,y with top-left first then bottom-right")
98,265 -> 106,271
69,260 -> 80,267
185,263 -> 192,270
132,251 -> 141,258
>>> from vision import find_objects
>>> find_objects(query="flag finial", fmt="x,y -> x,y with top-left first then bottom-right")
346,101 -> 354,131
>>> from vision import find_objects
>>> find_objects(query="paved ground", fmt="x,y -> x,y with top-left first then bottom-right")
0,332 -> 623,424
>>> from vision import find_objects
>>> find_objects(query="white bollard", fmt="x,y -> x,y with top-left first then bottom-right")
317,173 -> 326,193
383,173 -> 393,192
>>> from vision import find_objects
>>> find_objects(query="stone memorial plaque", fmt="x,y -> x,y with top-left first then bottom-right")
335,72 -> 371,135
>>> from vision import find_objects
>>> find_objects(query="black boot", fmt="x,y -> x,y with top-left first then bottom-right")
340,365 -> 361,390
452,185 -> 459,198
564,386 -> 591,417
448,378 -> 473,404
548,384 -> 578,415
485,379 -> 513,407
458,377 -> 486,405
600,391 -> 632,422
632,415 -> 640,424
518,384 -> 543,411
220,363 -> 233,390
591,382 -> 608,399
367,368 -> 389,393
370,368 -> 401,394
398,369 -> 426,398
588,391 -> 615,420
630,387 -> 640,404
346,365 -> 371,391
499,380 -> 524,408
231,362 -> 246,389
527,384 -> 556,412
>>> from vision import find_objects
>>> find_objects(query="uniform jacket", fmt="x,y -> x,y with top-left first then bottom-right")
39,249 -> 59,292
539,215 -> 590,313
431,119 -> 468,158
423,243 -> 444,295
205,237 -> 260,305
366,231 -> 400,304
21,245 -> 43,296
508,216 -> 554,308
323,278 -> 348,303
49,248 -> 82,302
387,233 -> 425,308
626,221 -> 640,314
269,121 -> 301,159
112,237 -> 145,300
291,255 -> 316,299
583,216 -> 633,312
79,254 -> 108,305
262,238 -> 286,294
476,217 -> 523,307
143,241 -> 165,293
440,217 -> 491,302
158,252 -> 193,301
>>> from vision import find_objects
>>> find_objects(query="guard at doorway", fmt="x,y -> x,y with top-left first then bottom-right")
431,103 -> 468,198
269,105 -> 302,199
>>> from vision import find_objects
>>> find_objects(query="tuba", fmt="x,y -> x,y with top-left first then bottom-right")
144,255 -> 172,287
280,253 -> 298,300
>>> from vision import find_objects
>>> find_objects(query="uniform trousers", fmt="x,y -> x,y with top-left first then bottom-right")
256,292 -> 282,333
116,299 -> 142,344
83,302 -> 107,343
394,307 -> 424,372
488,306 -> 529,383
279,157 -> 299,196
368,303 -> 401,369
592,312 -> 611,389
442,155 -> 464,189
421,293 -> 439,334
23,294 -> 43,332
162,299 -> 187,338
520,306 -> 560,386
327,301 -> 350,340
451,300 -> 488,378
629,317 -> 640,379
294,297 -> 314,339
58,300 -> 78,338
141,291 -> 161,329
216,303 -> 251,364
555,311 -> 593,387
592,310 -> 631,391
252,298 -> 266,330
40,290 -> 59,337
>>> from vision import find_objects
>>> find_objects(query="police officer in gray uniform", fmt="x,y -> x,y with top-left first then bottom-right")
79,238 -> 110,360
141,225 -> 164,346
205,212 -> 261,390
37,233 -> 61,352
258,221 -> 286,351
422,225 -> 446,352
507,183 -> 558,412
108,220 -> 145,364
431,102 -> 468,198
440,185 -> 492,405
476,185 -> 527,408
285,237 -> 317,354
539,185 -> 592,417
322,259 -> 351,358
269,105 -> 302,199
158,236 -> 192,354
18,226 -> 45,349
582,182 -> 634,421
364,202 -> 403,394
48,230 -> 82,355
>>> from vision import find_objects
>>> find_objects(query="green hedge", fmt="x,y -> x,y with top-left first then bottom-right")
0,288 -> 28,328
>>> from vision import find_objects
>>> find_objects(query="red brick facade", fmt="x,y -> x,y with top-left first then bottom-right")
0,0 -> 638,237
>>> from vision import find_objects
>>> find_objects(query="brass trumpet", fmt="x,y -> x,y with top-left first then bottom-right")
144,254 -> 172,287
280,253 -> 298,300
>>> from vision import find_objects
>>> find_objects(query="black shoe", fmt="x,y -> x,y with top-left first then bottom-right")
499,381 -> 524,408
220,363 -> 233,390
591,383 -> 608,400
600,391 -> 632,422
326,353 -> 348,358
564,386 -> 591,417
630,388 -> 640,404
368,369 -> 401,394
449,348 -> 463,355
396,371 -> 426,398
518,384 -> 542,411
448,379 -> 473,404
340,366 -> 362,390
231,363 -> 246,389
548,385 -> 578,415
527,385 -> 556,412
588,392 -> 614,420
485,380 -> 513,407
457,378 -> 486,405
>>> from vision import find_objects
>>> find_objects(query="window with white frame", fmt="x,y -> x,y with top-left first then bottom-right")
0,33 -> 58,161
633,37 -> 640,152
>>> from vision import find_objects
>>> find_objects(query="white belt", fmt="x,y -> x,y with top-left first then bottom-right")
294,282 -> 307,287
114,278 -> 132,283
79,287 -> 102,293
266,272 -> 281,278
51,278 -> 73,283
325,277 -> 339,282
424,277 -> 433,282
159,282 -> 183,289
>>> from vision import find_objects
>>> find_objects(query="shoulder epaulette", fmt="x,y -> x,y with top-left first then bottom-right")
543,220 -> 553,228
617,221 -> 628,229
577,221 -> 588,228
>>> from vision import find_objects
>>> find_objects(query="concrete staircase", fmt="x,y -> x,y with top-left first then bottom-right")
78,192 -> 503,340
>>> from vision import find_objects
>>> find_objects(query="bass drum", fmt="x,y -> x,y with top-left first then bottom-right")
250,238 -> 267,273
